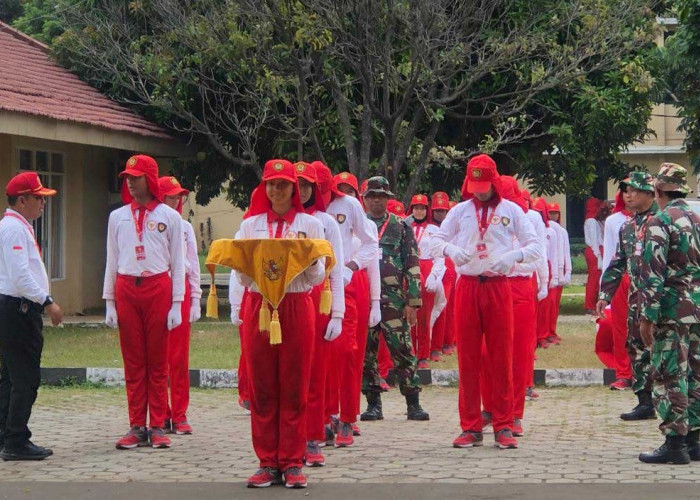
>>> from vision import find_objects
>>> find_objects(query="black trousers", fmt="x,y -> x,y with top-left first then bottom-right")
0,298 -> 43,449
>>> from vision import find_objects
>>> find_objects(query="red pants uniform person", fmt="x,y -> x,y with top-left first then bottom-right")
116,272 -> 172,428
307,285 -> 332,443
611,274 -> 632,381
584,247 -> 602,311
456,276 -> 514,433
242,292 -> 314,471
412,259 -> 435,362
167,281 -> 191,426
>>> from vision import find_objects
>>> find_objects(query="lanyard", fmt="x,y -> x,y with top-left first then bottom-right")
130,205 -> 148,242
413,222 -> 427,244
267,219 -> 292,239
377,215 -> 391,241
5,212 -> 42,257
474,204 -> 495,240
634,212 -> 651,243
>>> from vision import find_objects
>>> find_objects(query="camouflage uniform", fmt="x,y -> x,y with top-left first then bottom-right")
640,164 -> 700,437
362,178 -> 423,396
600,172 -> 657,394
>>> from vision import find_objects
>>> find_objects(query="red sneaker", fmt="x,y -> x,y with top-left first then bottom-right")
537,339 -> 550,349
352,423 -> 361,436
173,421 -> 193,435
379,378 -> 391,391
430,350 -> 442,362
283,467 -> 307,488
442,345 -> 455,356
238,397 -> 251,415
304,441 -> 325,467
512,418 -> 524,437
494,429 -> 518,449
481,410 -> 493,428
417,359 -> 429,370
335,422 -> 354,447
149,427 -> 172,448
526,387 -> 539,400
610,378 -> 633,391
452,431 -> 483,448
115,427 -> 149,449
247,467 -> 282,488
546,335 -> 561,346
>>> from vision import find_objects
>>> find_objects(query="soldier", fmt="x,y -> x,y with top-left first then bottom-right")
596,172 -> 658,422
638,163 -> 700,464
360,176 -> 430,421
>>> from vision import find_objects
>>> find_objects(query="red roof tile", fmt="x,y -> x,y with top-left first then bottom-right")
0,23 -> 173,141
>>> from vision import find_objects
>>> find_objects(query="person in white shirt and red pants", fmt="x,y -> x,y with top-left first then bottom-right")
431,154 -> 542,450
0,172 -> 63,461
103,155 -> 186,450
158,176 -> 202,435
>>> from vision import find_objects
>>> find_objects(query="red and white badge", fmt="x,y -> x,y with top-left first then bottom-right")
135,245 -> 146,261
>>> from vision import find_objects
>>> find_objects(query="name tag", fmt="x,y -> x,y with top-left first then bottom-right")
135,245 -> 146,261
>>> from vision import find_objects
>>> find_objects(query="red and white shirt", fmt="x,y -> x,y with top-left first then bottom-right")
102,201 -> 186,302
327,195 -> 379,270
0,208 -> 50,304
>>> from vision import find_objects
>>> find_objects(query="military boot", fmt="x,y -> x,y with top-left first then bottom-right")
360,392 -> 383,421
406,393 -> 430,421
686,430 -> 700,461
639,435 -> 690,464
620,390 -> 656,421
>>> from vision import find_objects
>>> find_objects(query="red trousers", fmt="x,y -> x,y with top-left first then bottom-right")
412,259 -> 435,360
611,274 -> 632,379
306,285 -> 332,442
548,286 -> 564,339
536,263 -> 553,342
444,276 -> 457,347
115,273 -> 172,428
431,259 -> 456,352
595,309 -> 615,369
348,270 -> 370,422
167,280 -> 191,423
237,290 -> 250,402
529,275 -> 539,387
242,292 -> 314,471
378,336 -> 393,379
455,276 -> 514,432
584,247 -> 602,311
481,277 -> 535,420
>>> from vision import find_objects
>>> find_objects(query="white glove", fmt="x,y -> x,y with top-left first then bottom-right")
167,301 -> 183,331
488,250 -> 523,275
425,273 -> 439,293
550,278 -> 559,289
444,244 -> 473,266
304,258 -> 326,285
230,306 -> 242,327
325,317 -> 343,341
369,300 -> 382,327
105,299 -> 118,329
343,265 -> 354,286
563,274 -> 572,286
597,255 -> 603,271
537,285 -> 549,301
189,301 -> 201,323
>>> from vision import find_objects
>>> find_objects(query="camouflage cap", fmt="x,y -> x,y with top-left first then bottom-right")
655,163 -> 690,194
624,171 -> 654,192
362,176 -> 395,197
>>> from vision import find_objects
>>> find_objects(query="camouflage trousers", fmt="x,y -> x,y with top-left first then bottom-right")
627,296 -> 652,394
650,323 -> 700,436
362,300 -> 421,396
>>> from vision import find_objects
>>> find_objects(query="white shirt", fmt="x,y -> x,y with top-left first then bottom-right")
511,209 -> 549,287
584,218 -> 603,258
431,198 -> 542,276
544,225 -> 560,287
0,209 -> 50,304
602,211 -> 628,275
326,195 -> 379,270
313,210 -> 346,318
102,203 -> 186,302
412,221 -> 446,278
550,221 -> 572,284
183,220 -> 202,300
235,211 -> 326,293
352,219 -> 381,301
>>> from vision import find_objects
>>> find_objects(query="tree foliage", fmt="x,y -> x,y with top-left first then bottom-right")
11,0 -> 664,205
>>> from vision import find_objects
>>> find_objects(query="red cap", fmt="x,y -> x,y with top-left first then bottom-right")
360,179 -> 368,195
430,192 -> 450,211
158,176 -> 189,214
333,172 -> 359,197
465,154 -> 498,194
409,194 -> 429,209
119,155 -> 162,203
247,159 -> 304,216
310,161 -> 340,208
500,176 -> 527,212
548,202 -> 561,213
6,171 -> 57,197
531,197 -> 550,227
387,199 -> 405,217
294,161 -> 326,212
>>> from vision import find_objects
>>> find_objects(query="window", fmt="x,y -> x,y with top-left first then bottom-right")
17,149 -> 66,280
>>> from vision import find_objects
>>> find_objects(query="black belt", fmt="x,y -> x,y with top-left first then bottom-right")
0,294 -> 44,314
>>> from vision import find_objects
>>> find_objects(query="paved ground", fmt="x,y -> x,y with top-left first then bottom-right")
2,386 -> 700,487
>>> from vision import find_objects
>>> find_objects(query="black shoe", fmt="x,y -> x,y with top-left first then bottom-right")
0,442 -> 51,461
621,391 -> 656,421
687,430 -> 700,461
360,392 -> 383,421
163,419 -> 173,434
405,393 -> 429,421
639,435 -> 690,464
27,440 -> 53,456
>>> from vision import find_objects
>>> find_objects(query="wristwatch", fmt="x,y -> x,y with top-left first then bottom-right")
43,295 -> 54,307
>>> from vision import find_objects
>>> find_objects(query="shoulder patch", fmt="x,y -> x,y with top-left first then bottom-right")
157,222 -> 167,233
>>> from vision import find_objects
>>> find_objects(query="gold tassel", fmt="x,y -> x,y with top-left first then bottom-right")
320,278 -> 332,315
259,300 -> 271,332
206,264 -> 219,318
269,309 -> 282,345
